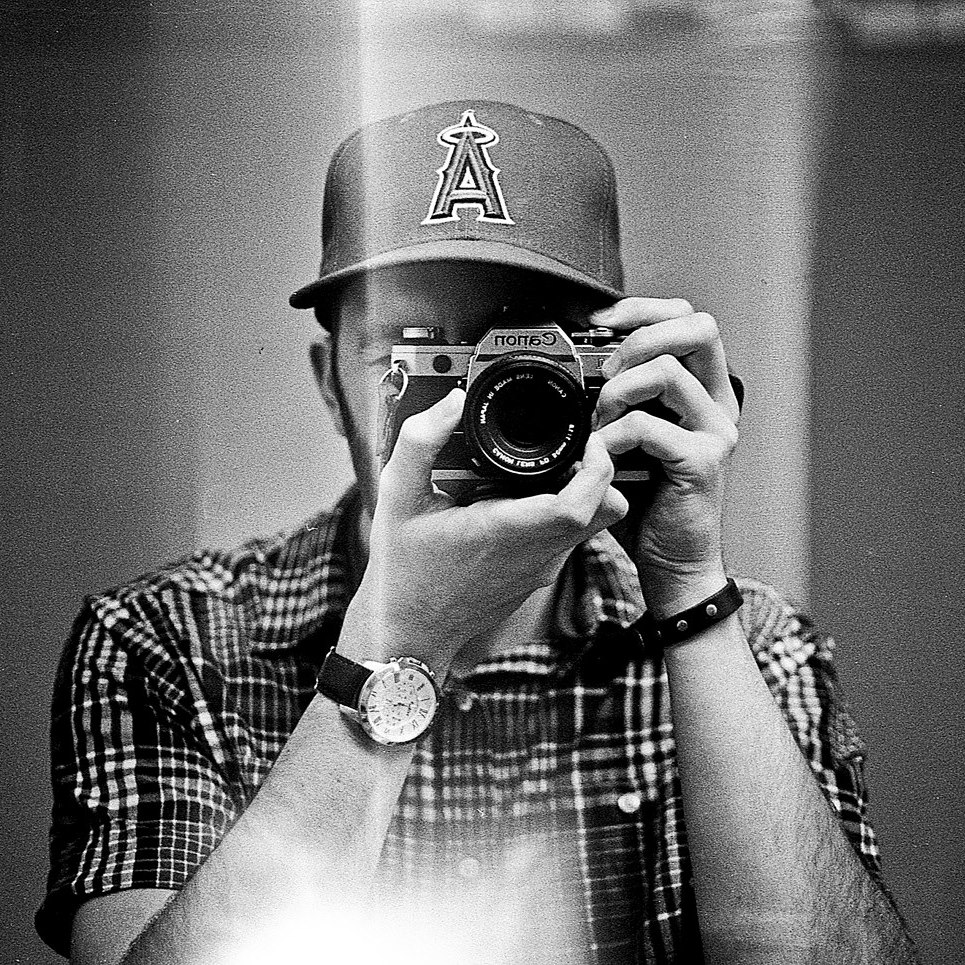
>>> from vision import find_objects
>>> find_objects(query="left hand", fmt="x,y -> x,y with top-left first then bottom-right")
590,297 -> 741,615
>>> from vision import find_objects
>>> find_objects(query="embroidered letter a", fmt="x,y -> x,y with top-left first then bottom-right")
422,110 -> 514,226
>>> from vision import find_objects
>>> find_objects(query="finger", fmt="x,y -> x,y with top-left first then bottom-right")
596,408 -> 688,462
595,354 -> 731,433
379,388 -> 465,510
586,485 -> 630,535
592,304 -> 738,422
555,433 -> 617,517
602,313 -> 735,416
492,487 -> 628,548
591,297 -> 695,330
596,409 -> 738,468
494,435 -> 624,538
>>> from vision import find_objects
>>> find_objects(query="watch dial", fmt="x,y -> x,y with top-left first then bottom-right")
364,664 -> 438,743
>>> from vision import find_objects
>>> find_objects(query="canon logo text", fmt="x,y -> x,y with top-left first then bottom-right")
492,332 -> 559,348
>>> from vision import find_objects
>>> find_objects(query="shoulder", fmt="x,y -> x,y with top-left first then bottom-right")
734,579 -> 872,770
734,576 -> 836,684
67,495 -> 358,669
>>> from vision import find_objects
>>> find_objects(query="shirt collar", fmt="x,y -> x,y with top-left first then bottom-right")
455,529 -> 646,682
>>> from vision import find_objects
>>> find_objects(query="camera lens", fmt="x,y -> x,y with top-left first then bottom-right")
489,379 -> 571,450
463,354 -> 591,478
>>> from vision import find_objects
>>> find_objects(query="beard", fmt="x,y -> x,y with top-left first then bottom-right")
328,351 -> 380,525
343,413 -> 379,520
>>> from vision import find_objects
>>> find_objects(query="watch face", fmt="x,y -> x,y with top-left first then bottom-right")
359,659 -> 439,745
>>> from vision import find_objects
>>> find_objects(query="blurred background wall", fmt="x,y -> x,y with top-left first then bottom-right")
809,43 -> 965,962
3,2 -> 962,962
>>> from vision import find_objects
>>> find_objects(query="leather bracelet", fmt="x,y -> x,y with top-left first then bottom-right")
638,578 -> 743,647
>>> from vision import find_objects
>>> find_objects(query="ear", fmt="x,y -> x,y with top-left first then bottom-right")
309,335 -> 347,438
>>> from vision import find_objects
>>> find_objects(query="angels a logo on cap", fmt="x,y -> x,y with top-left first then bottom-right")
422,110 -> 514,226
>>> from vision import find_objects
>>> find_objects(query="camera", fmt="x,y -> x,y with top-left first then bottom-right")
379,320 -> 662,498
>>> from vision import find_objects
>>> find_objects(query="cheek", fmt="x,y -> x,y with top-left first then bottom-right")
337,353 -> 385,449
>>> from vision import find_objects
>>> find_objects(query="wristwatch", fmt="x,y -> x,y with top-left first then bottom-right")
315,649 -> 440,745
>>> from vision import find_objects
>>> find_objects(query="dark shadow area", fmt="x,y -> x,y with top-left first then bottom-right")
1,6 -> 358,961
810,38 -> 965,964
1,13 -> 197,964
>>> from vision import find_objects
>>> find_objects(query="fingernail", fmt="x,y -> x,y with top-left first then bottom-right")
601,357 -> 618,379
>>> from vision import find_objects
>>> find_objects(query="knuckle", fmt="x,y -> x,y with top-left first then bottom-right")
692,311 -> 720,340
655,353 -> 680,381
720,421 -> 739,452
689,445 -> 717,476
627,409 -> 650,434
376,466 -> 402,502
696,427 -> 736,467
609,410 -> 650,449
603,493 -> 629,526
556,502 -> 591,534
585,454 -> 615,490
396,417 -> 428,451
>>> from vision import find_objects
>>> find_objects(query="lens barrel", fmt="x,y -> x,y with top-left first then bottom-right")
463,354 -> 591,478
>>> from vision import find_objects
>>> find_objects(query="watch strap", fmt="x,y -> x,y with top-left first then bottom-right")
638,578 -> 744,648
315,648 -> 374,709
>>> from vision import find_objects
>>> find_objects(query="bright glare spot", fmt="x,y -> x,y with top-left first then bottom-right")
221,903 -> 459,965
208,845 -> 584,964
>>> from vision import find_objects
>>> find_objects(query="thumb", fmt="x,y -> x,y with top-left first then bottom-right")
379,388 -> 465,511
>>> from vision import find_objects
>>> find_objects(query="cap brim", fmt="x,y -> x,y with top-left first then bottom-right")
288,239 -> 625,309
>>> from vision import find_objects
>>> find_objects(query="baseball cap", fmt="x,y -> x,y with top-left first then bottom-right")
289,100 -> 626,310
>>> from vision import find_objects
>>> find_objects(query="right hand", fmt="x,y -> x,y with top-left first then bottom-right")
340,388 -> 629,672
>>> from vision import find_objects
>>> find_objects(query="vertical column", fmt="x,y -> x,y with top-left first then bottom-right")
809,42 -> 965,964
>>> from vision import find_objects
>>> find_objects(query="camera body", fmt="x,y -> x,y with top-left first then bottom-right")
381,321 -> 658,497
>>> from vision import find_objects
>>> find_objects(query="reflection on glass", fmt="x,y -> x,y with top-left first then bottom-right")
356,0 -> 819,41
817,0 -> 965,44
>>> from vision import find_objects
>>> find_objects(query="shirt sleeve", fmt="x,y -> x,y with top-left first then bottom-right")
737,579 -> 884,884
36,597 -> 242,958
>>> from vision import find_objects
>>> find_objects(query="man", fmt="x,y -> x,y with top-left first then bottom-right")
38,101 -> 918,963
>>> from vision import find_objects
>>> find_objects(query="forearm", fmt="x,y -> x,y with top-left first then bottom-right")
590,291 -> 916,959
121,613 -> 422,964
661,610 -> 918,964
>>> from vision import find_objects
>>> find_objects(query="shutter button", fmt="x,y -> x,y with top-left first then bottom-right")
617,791 -> 642,815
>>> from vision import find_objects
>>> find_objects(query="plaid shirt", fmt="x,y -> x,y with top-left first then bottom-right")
38,490 -> 883,961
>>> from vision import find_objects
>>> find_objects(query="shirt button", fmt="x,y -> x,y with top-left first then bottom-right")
454,690 -> 475,712
457,856 -> 482,879
617,791 -> 642,815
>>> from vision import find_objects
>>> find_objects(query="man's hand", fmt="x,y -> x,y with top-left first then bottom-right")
591,297 -> 741,615
342,387 -> 628,670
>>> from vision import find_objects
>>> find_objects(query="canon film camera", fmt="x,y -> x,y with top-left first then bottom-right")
379,320 -> 664,498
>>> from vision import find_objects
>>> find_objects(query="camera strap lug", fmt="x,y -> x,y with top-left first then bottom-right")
377,363 -> 408,466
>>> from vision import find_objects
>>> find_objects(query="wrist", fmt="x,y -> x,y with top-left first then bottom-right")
638,561 -> 728,619
338,575 -> 455,677
337,584 -> 394,665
